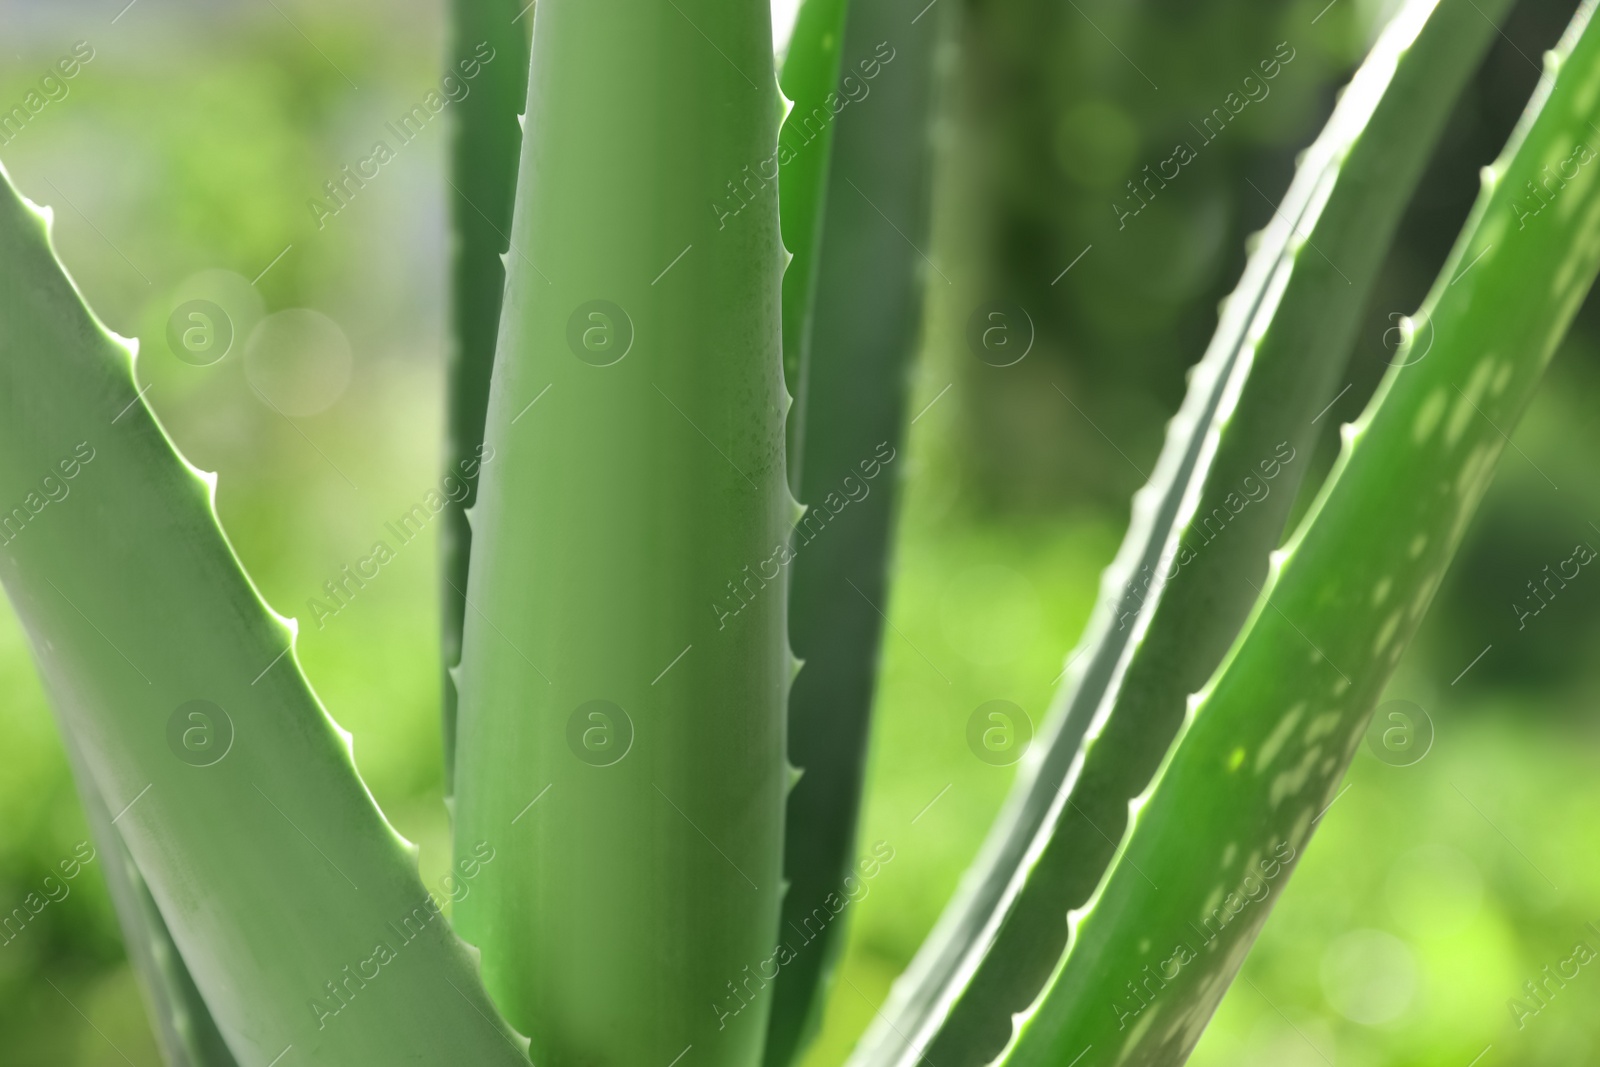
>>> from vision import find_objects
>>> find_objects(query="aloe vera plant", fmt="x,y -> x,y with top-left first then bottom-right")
999,5 -> 1600,1060
6,0 -> 1600,1064
851,1 -> 1516,1063
450,2 -> 790,1065
0,163 -> 527,1064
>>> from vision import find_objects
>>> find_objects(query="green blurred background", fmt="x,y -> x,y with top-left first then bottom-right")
2,0 -> 1598,1063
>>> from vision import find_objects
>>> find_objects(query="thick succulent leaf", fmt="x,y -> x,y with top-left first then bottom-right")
1003,2 -> 1600,1063
849,1 -> 1513,1064
776,0 -> 849,475
441,0 -> 532,799
63,731 -> 239,1067
450,2 -> 790,1065
0,164 -> 528,1064
766,0 -> 940,1064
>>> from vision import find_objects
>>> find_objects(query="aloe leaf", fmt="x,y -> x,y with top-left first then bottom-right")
765,0 -> 941,1063
850,1 -> 1514,1065
1000,3 -> 1600,1063
0,165 -> 528,1065
450,2 -> 790,1065
63,732 -> 239,1067
442,0 -> 532,799
776,0 -> 849,477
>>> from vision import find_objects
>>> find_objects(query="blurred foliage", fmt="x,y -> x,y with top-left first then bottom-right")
2,0 -> 1600,1063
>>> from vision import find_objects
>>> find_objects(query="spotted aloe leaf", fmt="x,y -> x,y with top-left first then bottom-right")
449,2 -> 790,1065
441,0 -> 532,800
0,162 -> 529,1064
849,1 -> 1515,1065
998,2 -> 1600,1063
767,0 -> 941,1063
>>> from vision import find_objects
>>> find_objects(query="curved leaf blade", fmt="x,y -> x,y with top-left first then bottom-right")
767,0 -> 941,1063
0,165 -> 528,1065
850,1 -> 1514,1064
1005,3 -> 1600,1062
777,0 -> 850,482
